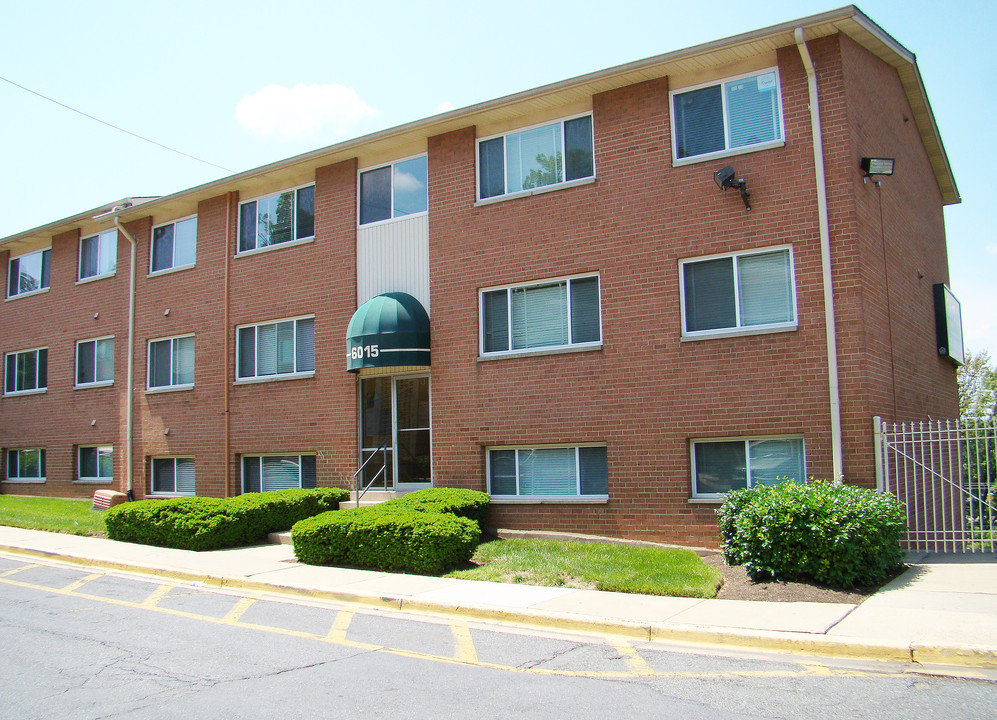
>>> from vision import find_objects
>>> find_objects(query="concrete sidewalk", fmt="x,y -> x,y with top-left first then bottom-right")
1,525 -> 995,671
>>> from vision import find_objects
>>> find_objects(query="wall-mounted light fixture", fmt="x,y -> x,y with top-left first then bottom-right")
861,157 -> 895,185
714,166 -> 751,211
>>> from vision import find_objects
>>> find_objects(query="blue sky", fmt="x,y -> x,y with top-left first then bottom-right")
2,1 -> 994,354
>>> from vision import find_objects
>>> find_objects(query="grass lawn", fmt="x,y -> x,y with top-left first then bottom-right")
445,537 -> 723,598
0,495 -> 107,537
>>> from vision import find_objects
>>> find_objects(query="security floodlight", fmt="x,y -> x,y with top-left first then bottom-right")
861,157 -> 895,177
713,165 -> 751,211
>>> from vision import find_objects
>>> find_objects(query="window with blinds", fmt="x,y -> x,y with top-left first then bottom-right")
238,185 -> 315,253
242,455 -> 316,493
481,274 -> 601,356
237,317 -> 315,381
488,446 -> 608,498
478,115 -> 594,200
672,69 -> 783,162
148,335 -> 195,389
692,437 -> 804,497
681,247 -> 795,336
151,457 -> 195,495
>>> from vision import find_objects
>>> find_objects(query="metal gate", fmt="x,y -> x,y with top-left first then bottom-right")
874,416 -> 997,552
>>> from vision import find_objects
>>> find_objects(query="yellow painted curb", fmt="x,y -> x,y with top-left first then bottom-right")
4,542 -> 997,671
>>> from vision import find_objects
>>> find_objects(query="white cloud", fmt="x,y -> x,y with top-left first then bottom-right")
236,83 -> 378,141
986,243 -> 997,256
434,101 -> 454,114
394,170 -> 424,193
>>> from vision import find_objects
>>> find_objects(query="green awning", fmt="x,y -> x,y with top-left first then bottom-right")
346,292 -> 430,372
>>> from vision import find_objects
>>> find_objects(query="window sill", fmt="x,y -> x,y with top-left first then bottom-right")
489,496 -> 609,504
234,371 -> 315,386
475,176 -> 596,207
235,236 -> 314,259
75,381 -> 114,390
478,343 -> 602,362
146,384 -> 195,395
2,479 -> 46,484
76,272 -> 116,286
358,210 -> 428,230
3,388 -> 47,397
688,497 -> 724,504
681,324 -> 797,342
672,139 -> 785,168
148,263 -> 196,278
5,287 -> 49,302
149,492 -> 195,498
74,478 -> 113,484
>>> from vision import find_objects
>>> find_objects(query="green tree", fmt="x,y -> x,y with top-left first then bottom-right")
958,351 -> 997,419
521,152 -> 562,190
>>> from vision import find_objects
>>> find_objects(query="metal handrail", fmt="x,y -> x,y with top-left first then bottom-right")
353,438 -> 390,508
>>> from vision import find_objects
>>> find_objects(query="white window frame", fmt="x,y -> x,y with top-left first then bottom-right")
149,456 -> 195,496
78,229 -> 118,282
75,336 -> 115,388
670,67 -> 785,166
147,334 -> 195,392
3,346 -> 47,396
476,112 -> 596,203
77,445 -> 113,483
486,444 -> 609,502
7,247 -> 51,299
5,448 -> 46,483
679,245 -> 797,340
357,153 -> 429,227
479,272 -> 602,358
690,435 -> 806,499
235,315 -> 315,384
237,183 -> 315,256
150,215 -> 197,275
240,453 -> 317,494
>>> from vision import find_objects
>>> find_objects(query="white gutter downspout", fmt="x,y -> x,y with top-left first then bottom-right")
112,215 -> 137,498
796,28 -> 844,483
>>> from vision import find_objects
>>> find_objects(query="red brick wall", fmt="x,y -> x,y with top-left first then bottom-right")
1,226 -> 129,497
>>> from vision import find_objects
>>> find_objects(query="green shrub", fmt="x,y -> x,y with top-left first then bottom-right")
292,506 -> 480,574
717,480 -> 906,589
104,488 -> 350,551
386,487 -> 490,531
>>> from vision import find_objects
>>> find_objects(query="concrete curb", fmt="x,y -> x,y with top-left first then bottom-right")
6,542 -> 995,670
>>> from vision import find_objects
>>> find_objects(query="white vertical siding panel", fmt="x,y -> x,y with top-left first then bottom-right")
357,215 -> 430,312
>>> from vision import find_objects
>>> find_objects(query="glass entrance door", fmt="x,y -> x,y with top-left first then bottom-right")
359,375 -> 431,490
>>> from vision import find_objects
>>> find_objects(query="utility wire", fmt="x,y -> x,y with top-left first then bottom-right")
0,74 -> 234,173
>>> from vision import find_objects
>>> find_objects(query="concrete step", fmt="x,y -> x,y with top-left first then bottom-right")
347,490 -> 405,503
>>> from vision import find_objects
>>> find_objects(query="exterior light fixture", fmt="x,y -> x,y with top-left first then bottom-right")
861,157 -> 895,177
714,166 -> 751,211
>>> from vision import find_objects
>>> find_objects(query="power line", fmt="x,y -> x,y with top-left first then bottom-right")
0,74 -> 234,173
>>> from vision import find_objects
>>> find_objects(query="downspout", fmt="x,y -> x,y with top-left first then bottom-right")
111,215 -> 137,499
223,193 -> 233,497
795,28 -> 844,482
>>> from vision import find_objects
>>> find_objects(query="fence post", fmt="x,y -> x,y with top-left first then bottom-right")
873,415 -> 885,492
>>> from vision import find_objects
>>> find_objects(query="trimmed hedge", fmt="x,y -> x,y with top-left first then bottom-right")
385,487 -> 490,531
292,487 -> 488,573
717,480 -> 906,589
104,487 -> 350,551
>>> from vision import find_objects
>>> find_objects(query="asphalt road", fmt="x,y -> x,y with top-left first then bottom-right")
1,553 -> 995,719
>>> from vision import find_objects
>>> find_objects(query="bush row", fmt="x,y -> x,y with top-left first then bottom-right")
104,487 -> 350,551
717,480 -> 905,589
292,488 -> 489,574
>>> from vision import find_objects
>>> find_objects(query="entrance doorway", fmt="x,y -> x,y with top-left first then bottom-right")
360,374 -> 431,490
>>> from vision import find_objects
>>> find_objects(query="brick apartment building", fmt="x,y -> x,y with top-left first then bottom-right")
0,7 -> 962,545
